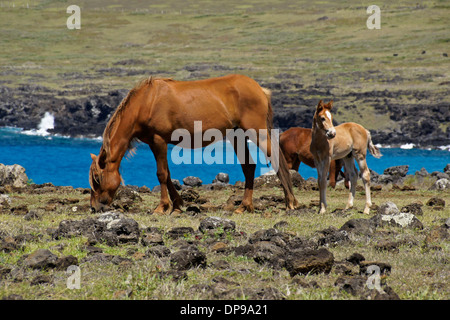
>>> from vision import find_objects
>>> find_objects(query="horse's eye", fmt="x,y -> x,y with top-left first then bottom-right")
321,117 -> 326,121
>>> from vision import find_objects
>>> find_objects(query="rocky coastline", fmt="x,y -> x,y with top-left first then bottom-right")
1,73 -> 449,149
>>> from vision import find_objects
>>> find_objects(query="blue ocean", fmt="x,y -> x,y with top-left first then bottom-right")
0,126 -> 449,189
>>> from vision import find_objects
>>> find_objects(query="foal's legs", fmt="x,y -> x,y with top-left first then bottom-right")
315,157 -> 330,214
342,156 -> 358,210
355,155 -> 372,214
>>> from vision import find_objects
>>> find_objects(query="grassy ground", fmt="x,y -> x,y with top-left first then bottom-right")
1,1 -> 449,130
0,0 -> 449,301
0,179 -> 448,300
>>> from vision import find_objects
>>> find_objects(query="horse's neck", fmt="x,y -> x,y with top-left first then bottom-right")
106,113 -> 137,166
311,120 -> 326,141
311,119 -> 331,159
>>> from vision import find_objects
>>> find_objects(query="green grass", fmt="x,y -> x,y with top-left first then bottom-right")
0,180 -> 448,300
0,1 -> 448,299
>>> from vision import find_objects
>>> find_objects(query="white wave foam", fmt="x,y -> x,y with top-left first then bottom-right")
22,112 -> 55,137
400,143 -> 415,150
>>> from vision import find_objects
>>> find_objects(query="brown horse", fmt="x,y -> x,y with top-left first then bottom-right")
310,100 -> 382,214
279,127 -> 346,188
89,74 -> 299,214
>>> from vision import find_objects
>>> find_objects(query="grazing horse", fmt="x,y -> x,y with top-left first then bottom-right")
89,74 -> 299,214
310,100 -> 382,214
279,127 -> 346,188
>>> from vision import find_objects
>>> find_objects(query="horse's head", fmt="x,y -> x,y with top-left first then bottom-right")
89,151 -> 121,212
314,100 -> 336,139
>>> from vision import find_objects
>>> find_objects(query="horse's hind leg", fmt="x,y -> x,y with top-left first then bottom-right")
149,135 -> 172,215
343,156 -> 357,211
256,128 -> 298,210
356,155 -> 372,214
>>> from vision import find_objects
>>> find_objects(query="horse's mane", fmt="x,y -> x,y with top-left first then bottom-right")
101,76 -> 173,158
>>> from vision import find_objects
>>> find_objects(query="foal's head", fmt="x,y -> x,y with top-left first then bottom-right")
89,150 -> 121,212
314,100 -> 336,139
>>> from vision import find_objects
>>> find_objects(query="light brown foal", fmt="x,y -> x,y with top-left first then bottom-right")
310,100 -> 382,214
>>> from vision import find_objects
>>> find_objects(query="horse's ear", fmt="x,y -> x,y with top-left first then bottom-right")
90,153 -> 97,161
317,100 -> 324,111
326,100 -> 333,110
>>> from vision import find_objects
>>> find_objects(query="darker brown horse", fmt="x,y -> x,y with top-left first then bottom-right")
279,127 -> 346,188
89,74 -> 299,214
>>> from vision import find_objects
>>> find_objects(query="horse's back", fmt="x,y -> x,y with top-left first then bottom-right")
336,122 -> 368,139
146,74 -> 269,136
335,122 -> 370,154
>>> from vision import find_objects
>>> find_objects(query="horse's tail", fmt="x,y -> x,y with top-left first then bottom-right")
366,129 -> 382,158
262,87 -> 298,209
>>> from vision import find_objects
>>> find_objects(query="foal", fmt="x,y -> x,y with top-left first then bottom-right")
310,100 -> 382,214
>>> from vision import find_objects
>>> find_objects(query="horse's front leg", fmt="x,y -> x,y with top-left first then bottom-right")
149,136 -> 172,215
316,157 -> 329,214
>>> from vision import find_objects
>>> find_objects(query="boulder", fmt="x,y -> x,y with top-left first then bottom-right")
444,164 -> 450,174
340,218 -> 377,236
141,233 -> 164,247
285,248 -> 334,277
0,164 -> 28,188
378,201 -> 400,215
146,245 -> 171,258
401,203 -> 423,216
170,246 -> 207,270
317,226 -> 350,247
106,218 -> 140,244
183,176 -> 202,187
24,249 -> 58,269
212,172 -> 229,184
426,197 -> 445,207
359,261 -> 392,275
254,170 -> 305,188
166,227 -> 196,240
180,189 -> 200,202
198,216 -> 236,234
384,165 -> 409,177
252,241 -> 286,268
53,213 -> 141,246
379,212 -> 423,229
415,167 -> 429,177
430,178 -> 450,191
346,253 -> 366,265
334,275 -> 368,296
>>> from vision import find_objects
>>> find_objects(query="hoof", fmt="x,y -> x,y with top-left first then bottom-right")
233,203 -> 253,214
171,208 -> 183,215
153,203 -> 172,215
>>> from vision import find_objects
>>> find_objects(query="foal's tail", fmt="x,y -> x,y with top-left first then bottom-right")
262,87 -> 298,209
366,130 -> 382,159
